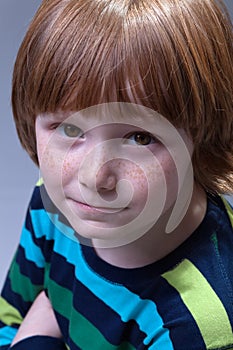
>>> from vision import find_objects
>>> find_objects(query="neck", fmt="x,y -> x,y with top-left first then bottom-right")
93,184 -> 207,268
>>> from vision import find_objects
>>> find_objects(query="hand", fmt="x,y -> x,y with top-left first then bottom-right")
11,291 -> 62,346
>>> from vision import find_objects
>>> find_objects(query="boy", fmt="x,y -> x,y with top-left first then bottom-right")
1,0 -> 233,349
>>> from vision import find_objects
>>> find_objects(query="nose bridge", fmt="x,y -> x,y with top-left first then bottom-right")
79,141 -> 117,191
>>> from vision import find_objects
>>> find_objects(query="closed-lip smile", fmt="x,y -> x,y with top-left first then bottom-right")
68,198 -> 125,214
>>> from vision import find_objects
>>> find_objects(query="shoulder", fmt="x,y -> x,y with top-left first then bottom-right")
160,195 -> 233,349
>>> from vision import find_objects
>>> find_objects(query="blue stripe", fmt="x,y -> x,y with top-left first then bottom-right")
0,326 -> 17,346
75,243 -> 173,349
29,209 -> 173,349
30,210 -> 75,241
20,226 -> 45,268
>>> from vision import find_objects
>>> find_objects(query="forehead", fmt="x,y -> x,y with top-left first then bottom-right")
40,102 -> 163,128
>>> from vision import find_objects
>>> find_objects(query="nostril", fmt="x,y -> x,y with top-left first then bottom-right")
96,174 -> 117,192
78,163 -> 118,192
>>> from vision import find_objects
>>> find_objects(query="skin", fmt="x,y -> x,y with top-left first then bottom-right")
12,105 -> 207,345
11,291 -> 62,346
35,106 -> 206,264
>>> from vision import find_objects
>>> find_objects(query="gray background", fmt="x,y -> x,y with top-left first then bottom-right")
0,0 -> 233,289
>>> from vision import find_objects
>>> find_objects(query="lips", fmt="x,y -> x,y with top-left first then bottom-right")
67,198 -> 125,214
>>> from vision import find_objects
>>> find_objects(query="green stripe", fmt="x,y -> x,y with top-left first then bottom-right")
48,277 -> 135,350
162,259 -> 233,349
0,297 -> 23,325
36,178 -> 44,187
9,258 -> 43,302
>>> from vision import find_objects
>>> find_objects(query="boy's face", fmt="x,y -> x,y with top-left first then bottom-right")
35,103 -> 193,248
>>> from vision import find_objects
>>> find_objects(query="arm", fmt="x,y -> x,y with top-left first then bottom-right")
10,291 -> 66,350
0,184 -> 64,349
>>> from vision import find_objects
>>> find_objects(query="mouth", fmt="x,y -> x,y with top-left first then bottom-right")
68,199 -> 125,214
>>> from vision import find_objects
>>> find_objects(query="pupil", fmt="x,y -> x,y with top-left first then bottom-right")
135,133 -> 151,145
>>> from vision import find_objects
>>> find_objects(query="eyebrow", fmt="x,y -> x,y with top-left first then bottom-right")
40,112 -> 74,122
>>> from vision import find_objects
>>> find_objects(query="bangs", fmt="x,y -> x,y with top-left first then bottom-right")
12,0 -> 233,193
14,0 -> 232,137
18,0 -> 150,113
13,0 -> 208,129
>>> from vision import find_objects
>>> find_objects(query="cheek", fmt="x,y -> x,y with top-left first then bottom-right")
37,144 -> 71,186
36,132 -> 56,175
136,151 -> 178,205
37,135 -> 80,184
155,152 -> 179,212
36,135 -> 48,164
38,146 -> 59,177
122,162 -> 149,207
125,164 -> 148,191
156,154 -> 179,212
120,155 -> 169,197
162,157 -> 178,192
61,155 -> 81,183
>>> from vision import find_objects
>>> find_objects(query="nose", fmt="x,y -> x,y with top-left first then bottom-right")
96,165 -> 117,192
78,144 -> 117,193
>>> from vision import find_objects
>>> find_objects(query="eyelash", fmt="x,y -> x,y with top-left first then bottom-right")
50,123 -> 157,146
125,132 -> 157,146
51,123 -> 84,138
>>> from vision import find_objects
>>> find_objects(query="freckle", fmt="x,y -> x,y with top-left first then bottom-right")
43,154 -> 55,169
62,160 -> 73,175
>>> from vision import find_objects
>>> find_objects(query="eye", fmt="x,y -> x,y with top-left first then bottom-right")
58,123 -> 83,138
126,132 -> 156,146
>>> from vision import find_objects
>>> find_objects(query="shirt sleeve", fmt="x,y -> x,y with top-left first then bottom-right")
9,336 -> 67,350
0,184 -> 56,349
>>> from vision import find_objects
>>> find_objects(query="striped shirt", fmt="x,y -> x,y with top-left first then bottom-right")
1,183 -> 233,349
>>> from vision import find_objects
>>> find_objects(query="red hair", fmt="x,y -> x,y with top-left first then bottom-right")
12,0 -> 233,193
